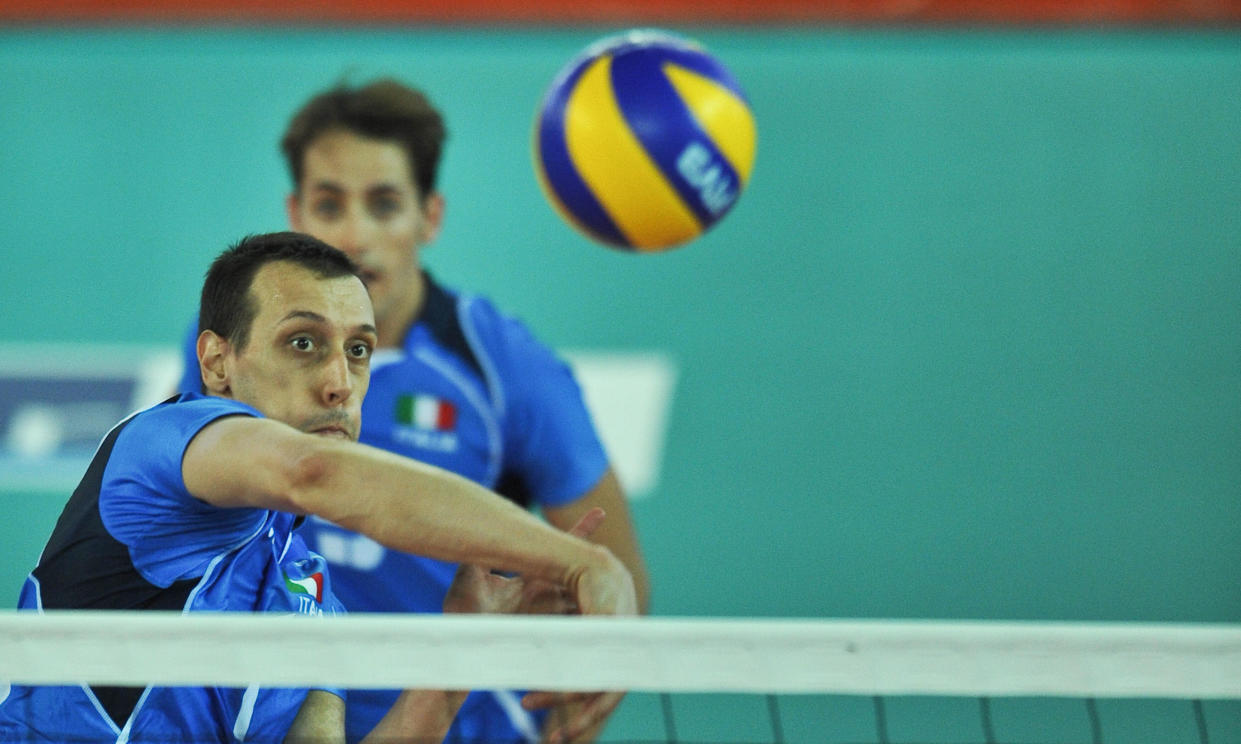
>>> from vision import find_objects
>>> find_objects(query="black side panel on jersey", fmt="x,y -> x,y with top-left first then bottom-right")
493,469 -> 534,510
422,273 -> 535,509
32,414 -> 199,728
420,272 -> 485,381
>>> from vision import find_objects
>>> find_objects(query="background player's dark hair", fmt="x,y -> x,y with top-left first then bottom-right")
199,231 -> 361,353
281,77 -> 447,202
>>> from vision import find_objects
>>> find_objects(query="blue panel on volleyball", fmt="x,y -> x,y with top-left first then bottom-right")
535,59 -> 631,247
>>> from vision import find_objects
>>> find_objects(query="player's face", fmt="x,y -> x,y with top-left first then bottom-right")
288,130 -> 442,343
226,261 -> 377,441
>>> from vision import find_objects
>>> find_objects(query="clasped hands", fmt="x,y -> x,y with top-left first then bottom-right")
442,508 -> 633,744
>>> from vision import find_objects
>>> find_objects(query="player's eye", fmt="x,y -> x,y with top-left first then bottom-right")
310,198 -> 343,220
348,342 -> 372,360
291,336 -> 315,352
369,196 -> 401,219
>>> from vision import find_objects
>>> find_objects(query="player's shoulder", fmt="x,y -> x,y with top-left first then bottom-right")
459,289 -> 550,352
127,393 -> 263,437
157,391 -> 261,417
425,273 -> 552,358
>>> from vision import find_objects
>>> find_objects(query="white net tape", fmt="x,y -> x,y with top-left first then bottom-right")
2,612 -> 1239,697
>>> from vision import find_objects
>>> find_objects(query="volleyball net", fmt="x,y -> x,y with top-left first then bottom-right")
2,611 -> 1239,743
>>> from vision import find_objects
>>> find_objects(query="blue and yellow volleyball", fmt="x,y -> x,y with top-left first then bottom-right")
534,30 -> 757,252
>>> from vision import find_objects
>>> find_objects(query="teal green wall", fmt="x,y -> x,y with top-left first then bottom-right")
1,28 -> 1238,631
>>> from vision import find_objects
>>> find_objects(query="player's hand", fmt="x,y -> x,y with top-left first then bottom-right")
442,509 -> 633,743
529,507 -> 634,744
567,548 -> 637,618
523,689 -> 623,744
563,524 -> 637,619
443,508 -> 611,616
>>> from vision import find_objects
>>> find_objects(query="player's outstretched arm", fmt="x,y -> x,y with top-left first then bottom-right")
183,415 -> 636,616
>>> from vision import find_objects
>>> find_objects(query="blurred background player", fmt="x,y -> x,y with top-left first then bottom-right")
176,78 -> 651,743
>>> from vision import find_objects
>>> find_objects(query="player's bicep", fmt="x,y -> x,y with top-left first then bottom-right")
182,415 -> 312,513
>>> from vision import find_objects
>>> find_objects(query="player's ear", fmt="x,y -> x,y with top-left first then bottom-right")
198,330 -> 232,396
286,193 -> 304,232
416,191 -> 445,245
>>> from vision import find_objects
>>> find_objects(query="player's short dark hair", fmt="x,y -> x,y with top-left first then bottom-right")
199,231 -> 361,352
281,78 -> 447,202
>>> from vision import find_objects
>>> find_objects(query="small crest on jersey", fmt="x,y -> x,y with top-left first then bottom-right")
395,394 -> 458,431
283,570 -> 324,605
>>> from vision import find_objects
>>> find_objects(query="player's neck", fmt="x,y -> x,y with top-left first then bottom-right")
376,273 -> 426,349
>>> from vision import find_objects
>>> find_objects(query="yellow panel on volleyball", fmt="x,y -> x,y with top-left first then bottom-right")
663,62 -> 757,185
564,55 -> 701,250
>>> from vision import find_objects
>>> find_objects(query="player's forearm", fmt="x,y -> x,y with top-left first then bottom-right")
188,418 -> 633,611
297,440 -> 617,588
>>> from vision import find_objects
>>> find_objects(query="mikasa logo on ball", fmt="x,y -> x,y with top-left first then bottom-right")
676,141 -> 737,216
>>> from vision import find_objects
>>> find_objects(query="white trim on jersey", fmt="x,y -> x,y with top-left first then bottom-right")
414,344 -> 504,487
233,683 -> 260,740
489,689 -> 541,744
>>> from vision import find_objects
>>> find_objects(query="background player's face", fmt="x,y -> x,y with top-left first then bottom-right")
226,260 -> 377,440
287,130 -> 441,338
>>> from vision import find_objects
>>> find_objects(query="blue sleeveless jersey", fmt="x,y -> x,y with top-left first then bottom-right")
175,275 -> 610,743
0,394 -> 347,743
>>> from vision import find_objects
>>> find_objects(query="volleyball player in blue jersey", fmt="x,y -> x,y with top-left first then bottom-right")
0,233 -> 636,743
176,79 -> 651,743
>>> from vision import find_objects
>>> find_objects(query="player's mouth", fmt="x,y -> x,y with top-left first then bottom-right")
310,425 -> 350,439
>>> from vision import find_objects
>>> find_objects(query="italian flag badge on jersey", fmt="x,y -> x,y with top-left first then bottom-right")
396,394 -> 457,431
284,571 -> 324,604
